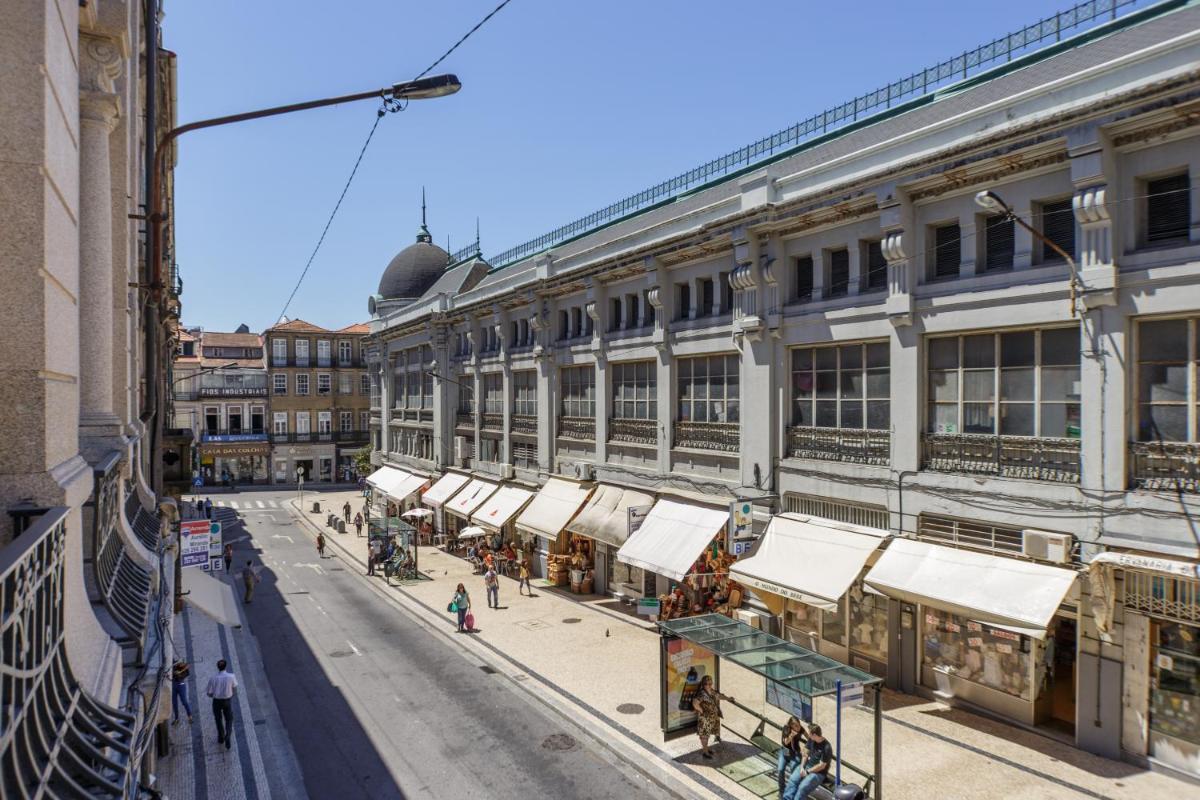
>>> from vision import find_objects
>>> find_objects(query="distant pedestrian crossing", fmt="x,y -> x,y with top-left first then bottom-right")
185,497 -> 284,511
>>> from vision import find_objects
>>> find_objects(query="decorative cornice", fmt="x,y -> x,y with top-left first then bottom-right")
907,151 -> 1067,202
80,33 -> 123,95
1111,102 -> 1200,148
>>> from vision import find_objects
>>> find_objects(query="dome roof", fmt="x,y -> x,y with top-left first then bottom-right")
377,224 -> 448,300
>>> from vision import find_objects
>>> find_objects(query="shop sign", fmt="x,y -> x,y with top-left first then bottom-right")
766,680 -> 812,722
200,442 -> 271,457
207,524 -> 224,571
627,504 -> 652,538
661,637 -> 717,735
199,387 -> 267,397
1095,552 -> 1200,580
637,598 -> 661,617
727,500 -> 755,555
180,520 -> 216,568
202,433 -> 269,443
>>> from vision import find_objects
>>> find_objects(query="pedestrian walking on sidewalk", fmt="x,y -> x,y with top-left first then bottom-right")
223,543 -> 233,574
204,497 -> 213,519
171,659 -> 193,725
518,557 -> 532,596
354,512 -> 363,536
368,538 -> 382,576
241,560 -> 259,604
692,675 -> 733,760
342,501 -> 351,524
484,565 -> 500,608
450,583 -> 471,632
205,659 -> 238,750
317,533 -> 326,558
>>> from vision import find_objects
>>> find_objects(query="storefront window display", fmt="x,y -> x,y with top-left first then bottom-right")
848,584 -> 888,662
923,608 -> 1032,701
1151,620 -> 1200,748
784,601 -> 820,649
822,599 -> 847,647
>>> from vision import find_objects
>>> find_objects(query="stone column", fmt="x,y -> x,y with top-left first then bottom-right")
78,34 -> 124,454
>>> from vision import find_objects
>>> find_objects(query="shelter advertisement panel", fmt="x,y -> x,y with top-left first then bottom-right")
660,636 -> 718,735
766,680 -> 812,722
181,520 -> 216,568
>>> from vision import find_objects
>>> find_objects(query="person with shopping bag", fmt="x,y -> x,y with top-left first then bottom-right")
449,583 -> 472,632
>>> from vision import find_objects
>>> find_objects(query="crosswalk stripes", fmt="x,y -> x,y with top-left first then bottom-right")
255,501 -> 266,508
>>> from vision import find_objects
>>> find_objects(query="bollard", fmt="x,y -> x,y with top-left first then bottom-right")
338,519 -> 346,534
312,501 -> 321,513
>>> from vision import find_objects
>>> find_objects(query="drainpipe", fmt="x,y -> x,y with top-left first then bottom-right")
895,470 -> 918,537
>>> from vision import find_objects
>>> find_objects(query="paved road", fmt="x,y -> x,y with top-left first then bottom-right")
219,489 -> 661,800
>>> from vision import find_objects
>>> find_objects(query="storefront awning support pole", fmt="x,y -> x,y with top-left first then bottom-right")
836,680 -> 842,788
874,683 -> 883,800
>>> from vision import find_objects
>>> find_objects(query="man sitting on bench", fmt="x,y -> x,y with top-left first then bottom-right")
783,724 -> 832,800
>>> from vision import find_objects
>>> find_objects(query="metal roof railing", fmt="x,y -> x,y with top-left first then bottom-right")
488,0 -> 1176,269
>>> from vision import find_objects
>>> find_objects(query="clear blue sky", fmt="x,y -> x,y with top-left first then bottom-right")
167,0 -> 1066,333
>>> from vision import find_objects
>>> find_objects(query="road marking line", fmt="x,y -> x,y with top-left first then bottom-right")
347,640 -> 361,656
228,500 -> 239,509
255,501 -> 265,508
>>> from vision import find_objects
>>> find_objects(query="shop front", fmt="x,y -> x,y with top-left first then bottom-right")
864,538 -> 1078,730
730,514 -> 890,678
419,471 -> 471,539
199,441 -> 270,485
514,477 -> 594,580
564,484 -> 654,596
441,477 -> 499,543
469,485 -> 534,555
616,498 -> 740,619
365,466 -> 429,519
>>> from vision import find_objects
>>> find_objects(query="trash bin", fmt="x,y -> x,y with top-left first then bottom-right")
311,501 -> 321,513
832,784 -> 864,800
337,519 -> 346,534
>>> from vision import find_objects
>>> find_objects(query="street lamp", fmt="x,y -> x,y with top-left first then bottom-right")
974,190 -> 1080,317
142,74 -> 463,494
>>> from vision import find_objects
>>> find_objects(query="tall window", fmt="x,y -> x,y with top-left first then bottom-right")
1145,172 -> 1191,245
340,411 -> 352,432
360,411 -> 369,431
678,354 -> 739,423
612,361 -> 656,420
927,328 -> 1081,438
482,373 -> 504,414
458,374 -> 475,413
560,366 -> 595,417
296,374 -> 309,396
273,412 -> 288,435
405,357 -> 421,408
791,342 -> 889,430
931,222 -> 961,278
317,374 -> 331,395
1038,198 -> 1075,263
827,249 -> 849,298
512,441 -> 538,470
317,340 -> 332,365
864,241 -> 887,291
795,255 -> 814,301
317,411 -> 332,434
512,370 -> 537,415
1136,317 -> 1200,441
339,373 -> 352,395
272,338 -> 287,364
295,339 -> 309,364
295,412 -> 310,434
982,215 -> 1015,272
361,373 -> 371,395
273,374 -> 287,395
338,340 -> 353,365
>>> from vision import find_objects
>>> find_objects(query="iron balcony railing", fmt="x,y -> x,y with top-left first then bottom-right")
0,505 -> 140,796
557,416 -> 595,441
609,417 -> 657,446
787,426 -> 890,466
511,414 -> 538,436
93,453 -> 150,661
456,412 -> 475,430
922,433 -> 1081,483
1129,441 -> 1200,492
487,0 -> 1160,269
124,486 -> 161,551
673,420 -> 740,453
481,413 -> 504,432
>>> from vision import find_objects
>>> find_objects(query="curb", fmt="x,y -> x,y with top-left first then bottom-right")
284,497 -> 740,800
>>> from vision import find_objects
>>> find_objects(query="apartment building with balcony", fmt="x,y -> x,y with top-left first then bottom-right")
173,327 -> 269,485
265,319 -> 372,483
367,2 -> 1200,779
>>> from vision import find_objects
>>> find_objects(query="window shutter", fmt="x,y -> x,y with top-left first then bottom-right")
1040,199 -> 1075,262
795,256 -> 814,301
984,216 -> 1015,272
866,241 -> 887,290
934,223 -> 961,278
1147,173 -> 1191,243
828,249 -> 849,297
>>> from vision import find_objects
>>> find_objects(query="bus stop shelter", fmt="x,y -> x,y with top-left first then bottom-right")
659,614 -> 884,798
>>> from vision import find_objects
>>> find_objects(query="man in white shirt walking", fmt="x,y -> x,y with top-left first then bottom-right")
205,659 -> 238,750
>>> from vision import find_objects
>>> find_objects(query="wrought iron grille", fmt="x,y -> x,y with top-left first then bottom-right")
1124,570 -> 1200,624
922,433 -> 1081,483
673,421 -> 740,453
488,0 -> 1158,268
481,413 -> 504,432
1129,441 -> 1200,493
123,488 -> 160,550
0,506 -> 139,796
609,418 -> 657,446
510,414 -> 538,437
94,456 -> 150,654
455,412 -> 475,431
557,416 -> 595,441
787,426 -> 890,466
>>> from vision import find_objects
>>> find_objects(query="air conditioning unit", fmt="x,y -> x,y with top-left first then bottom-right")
454,436 -> 469,466
572,462 -> 595,481
1022,529 -> 1073,564
497,464 -> 515,480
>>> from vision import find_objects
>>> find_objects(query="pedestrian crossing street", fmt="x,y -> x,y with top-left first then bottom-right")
184,497 -> 285,510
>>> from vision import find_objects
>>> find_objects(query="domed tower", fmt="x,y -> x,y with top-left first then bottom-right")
369,193 -> 449,316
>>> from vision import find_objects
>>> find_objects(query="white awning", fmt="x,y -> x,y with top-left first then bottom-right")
182,568 -> 241,628
864,538 -> 1078,638
421,472 -> 471,508
730,514 -> 888,612
616,498 -> 728,581
516,478 -> 594,541
366,466 -> 426,502
471,486 -> 535,532
443,478 -> 499,519
565,484 -> 656,548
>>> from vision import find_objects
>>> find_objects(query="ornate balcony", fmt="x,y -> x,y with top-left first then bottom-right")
787,426 -> 889,466
557,416 -> 595,441
673,420 -> 739,453
481,413 -> 504,432
511,414 -> 538,437
96,454 -> 150,658
1129,441 -> 1200,493
124,483 -> 160,550
2,506 -> 141,795
922,433 -> 1080,483
609,417 -> 657,446
456,412 -> 475,430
